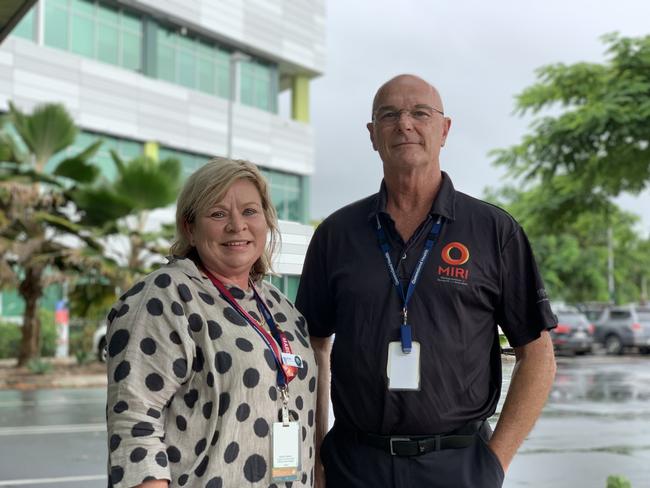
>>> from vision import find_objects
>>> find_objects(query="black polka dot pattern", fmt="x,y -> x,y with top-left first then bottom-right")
140,338 -> 156,355
243,454 -> 267,482
130,447 -> 147,463
215,351 -> 232,374
177,283 -> 193,302
170,301 -> 183,316
108,329 -> 129,357
154,273 -> 171,288
146,298 -> 163,316
113,361 -> 130,382
207,320 -> 222,340
236,403 -> 250,422
223,307 -> 247,326
199,292 -> 215,305
106,263 -> 315,487
224,442 -> 239,463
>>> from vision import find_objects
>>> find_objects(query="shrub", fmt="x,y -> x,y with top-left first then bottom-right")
0,309 -> 58,359
607,475 -> 632,488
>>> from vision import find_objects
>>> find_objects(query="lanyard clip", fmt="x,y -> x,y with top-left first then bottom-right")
280,386 -> 290,426
402,307 -> 408,325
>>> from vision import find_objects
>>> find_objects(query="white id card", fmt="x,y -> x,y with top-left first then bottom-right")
386,341 -> 420,390
281,352 -> 304,369
271,421 -> 301,481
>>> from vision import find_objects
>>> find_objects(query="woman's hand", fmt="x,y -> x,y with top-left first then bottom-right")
137,480 -> 169,488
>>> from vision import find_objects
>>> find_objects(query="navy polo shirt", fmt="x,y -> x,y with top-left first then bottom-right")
296,172 -> 556,435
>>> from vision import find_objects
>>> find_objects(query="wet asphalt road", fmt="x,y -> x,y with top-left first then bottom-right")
0,355 -> 648,487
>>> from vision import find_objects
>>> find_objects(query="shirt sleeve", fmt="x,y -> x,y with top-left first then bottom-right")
106,276 -> 195,487
496,226 -> 557,348
296,222 -> 335,337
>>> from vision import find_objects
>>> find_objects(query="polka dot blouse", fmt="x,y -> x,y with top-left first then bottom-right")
106,257 -> 317,487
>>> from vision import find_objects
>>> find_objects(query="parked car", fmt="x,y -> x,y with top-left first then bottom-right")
550,309 -> 594,355
93,323 -> 108,362
593,305 -> 650,355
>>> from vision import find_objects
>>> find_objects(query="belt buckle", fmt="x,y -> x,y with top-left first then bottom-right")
389,437 -> 410,456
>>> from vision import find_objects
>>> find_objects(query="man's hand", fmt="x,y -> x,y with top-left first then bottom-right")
489,330 -> 556,472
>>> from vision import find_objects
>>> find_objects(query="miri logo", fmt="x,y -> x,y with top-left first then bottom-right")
437,242 -> 470,283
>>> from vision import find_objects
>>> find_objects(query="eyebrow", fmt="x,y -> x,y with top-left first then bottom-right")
375,103 -> 439,112
209,201 -> 261,209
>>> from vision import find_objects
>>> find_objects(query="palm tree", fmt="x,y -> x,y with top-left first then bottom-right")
0,102 -> 105,365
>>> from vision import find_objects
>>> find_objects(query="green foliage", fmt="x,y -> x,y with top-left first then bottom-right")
0,309 -> 56,359
489,33 -> 650,305
493,33 -> 650,199
0,322 -> 20,359
26,358 -> 52,374
607,475 -> 632,488
486,186 -> 649,304
6,102 -> 78,170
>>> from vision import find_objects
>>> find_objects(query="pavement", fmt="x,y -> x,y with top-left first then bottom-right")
0,357 -> 107,390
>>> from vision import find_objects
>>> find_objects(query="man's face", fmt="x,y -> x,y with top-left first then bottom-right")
367,77 -> 451,172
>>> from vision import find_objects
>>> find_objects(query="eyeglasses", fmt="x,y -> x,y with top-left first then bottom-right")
373,105 -> 444,125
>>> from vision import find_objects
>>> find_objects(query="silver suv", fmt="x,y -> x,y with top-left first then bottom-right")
593,305 -> 650,355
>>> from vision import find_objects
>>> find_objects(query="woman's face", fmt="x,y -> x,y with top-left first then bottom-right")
186,178 -> 269,284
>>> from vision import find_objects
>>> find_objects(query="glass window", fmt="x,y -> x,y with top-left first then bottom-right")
71,12 -> 95,57
44,0 -> 142,72
97,22 -> 119,64
215,50 -> 230,98
239,60 -> 276,112
177,37 -> 196,89
45,0 -> 69,50
12,6 -> 35,40
286,276 -> 300,303
121,31 -> 141,71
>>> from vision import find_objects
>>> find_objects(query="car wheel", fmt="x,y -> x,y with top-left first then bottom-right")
604,334 -> 623,355
98,337 -> 107,362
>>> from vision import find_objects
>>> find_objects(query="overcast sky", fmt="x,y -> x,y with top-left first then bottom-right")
308,0 -> 650,234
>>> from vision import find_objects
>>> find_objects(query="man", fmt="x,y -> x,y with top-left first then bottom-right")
296,74 -> 557,488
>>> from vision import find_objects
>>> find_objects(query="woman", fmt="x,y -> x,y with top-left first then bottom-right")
106,158 -> 317,488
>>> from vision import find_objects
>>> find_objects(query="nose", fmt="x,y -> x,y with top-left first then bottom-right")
226,213 -> 246,232
396,111 -> 414,132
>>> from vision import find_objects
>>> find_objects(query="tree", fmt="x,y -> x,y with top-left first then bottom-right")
492,33 -> 650,207
70,152 -> 181,318
486,185 -> 650,304
1,103 -> 183,365
0,103 -> 105,365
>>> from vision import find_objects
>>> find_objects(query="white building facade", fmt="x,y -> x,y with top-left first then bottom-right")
0,0 -> 325,316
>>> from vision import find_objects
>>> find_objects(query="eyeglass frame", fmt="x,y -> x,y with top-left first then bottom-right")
372,104 -> 445,125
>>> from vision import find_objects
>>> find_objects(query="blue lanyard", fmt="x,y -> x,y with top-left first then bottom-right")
374,214 -> 444,353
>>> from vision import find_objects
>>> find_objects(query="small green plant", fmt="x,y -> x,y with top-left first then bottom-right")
607,475 -> 632,488
26,358 -> 53,375
74,349 -> 92,365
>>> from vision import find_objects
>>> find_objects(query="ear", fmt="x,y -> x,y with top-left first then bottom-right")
182,219 -> 195,246
367,122 -> 378,151
440,117 -> 452,147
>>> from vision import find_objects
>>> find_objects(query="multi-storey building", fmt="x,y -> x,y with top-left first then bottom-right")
0,0 -> 325,318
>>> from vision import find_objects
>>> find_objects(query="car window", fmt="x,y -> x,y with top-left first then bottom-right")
609,310 -> 631,319
556,312 -> 588,327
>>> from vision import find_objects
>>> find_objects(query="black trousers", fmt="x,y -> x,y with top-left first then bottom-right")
321,422 -> 505,488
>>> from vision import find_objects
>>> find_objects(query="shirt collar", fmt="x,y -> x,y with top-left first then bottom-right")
367,171 -> 457,222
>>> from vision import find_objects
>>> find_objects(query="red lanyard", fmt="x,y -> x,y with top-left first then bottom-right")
204,270 -> 297,388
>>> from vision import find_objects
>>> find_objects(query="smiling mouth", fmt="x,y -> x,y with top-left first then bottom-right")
393,142 -> 420,147
222,240 -> 251,247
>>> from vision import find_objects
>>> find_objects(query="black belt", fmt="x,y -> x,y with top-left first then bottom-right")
356,420 -> 485,457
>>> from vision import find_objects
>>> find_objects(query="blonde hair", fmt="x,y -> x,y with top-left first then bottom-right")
170,157 -> 279,282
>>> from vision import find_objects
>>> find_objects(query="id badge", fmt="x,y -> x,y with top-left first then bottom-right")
386,341 -> 420,390
271,421 -> 301,481
281,352 -> 304,369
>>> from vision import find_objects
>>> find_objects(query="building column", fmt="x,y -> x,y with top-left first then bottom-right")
291,75 -> 310,122
144,141 -> 159,161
